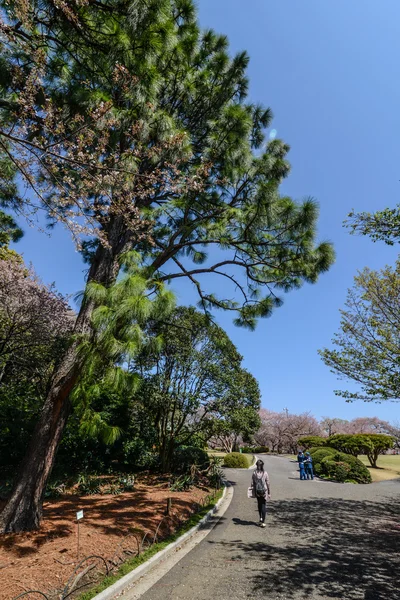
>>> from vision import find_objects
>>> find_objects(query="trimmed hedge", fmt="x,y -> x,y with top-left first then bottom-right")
241,446 -> 269,454
309,446 -> 371,483
223,452 -> 250,468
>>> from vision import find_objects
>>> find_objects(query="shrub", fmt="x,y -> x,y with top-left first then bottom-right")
316,451 -> 371,484
77,474 -> 101,495
223,452 -> 250,468
253,446 -> 269,454
240,446 -> 253,453
309,447 -> 336,474
171,446 -> 210,474
332,451 -> 371,483
298,436 -> 327,449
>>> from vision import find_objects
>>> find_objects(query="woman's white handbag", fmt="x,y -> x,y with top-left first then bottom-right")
247,486 -> 254,498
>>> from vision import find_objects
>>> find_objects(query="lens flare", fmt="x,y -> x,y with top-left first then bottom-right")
269,129 -> 277,139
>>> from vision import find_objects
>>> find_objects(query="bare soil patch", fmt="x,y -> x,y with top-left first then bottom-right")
0,476 -> 210,600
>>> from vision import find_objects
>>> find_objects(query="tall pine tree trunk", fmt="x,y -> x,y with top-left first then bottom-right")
0,218 -> 128,533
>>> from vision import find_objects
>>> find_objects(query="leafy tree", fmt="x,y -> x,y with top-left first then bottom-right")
346,206 -> 400,246
213,406 -> 261,454
0,0 -> 334,532
298,436 -> 327,449
320,262 -> 400,403
328,434 -> 374,458
0,259 -> 73,476
363,434 -> 394,468
133,306 -> 261,471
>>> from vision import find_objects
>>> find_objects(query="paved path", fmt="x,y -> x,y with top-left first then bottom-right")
135,456 -> 400,600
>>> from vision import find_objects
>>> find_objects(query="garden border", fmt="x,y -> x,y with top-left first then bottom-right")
91,484 -> 230,600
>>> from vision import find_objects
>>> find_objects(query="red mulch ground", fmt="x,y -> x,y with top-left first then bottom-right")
0,477 -> 210,600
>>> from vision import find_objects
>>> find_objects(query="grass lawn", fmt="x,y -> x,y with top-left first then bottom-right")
359,454 -> 400,482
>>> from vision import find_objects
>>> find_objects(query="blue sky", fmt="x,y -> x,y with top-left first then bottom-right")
14,0 -> 400,422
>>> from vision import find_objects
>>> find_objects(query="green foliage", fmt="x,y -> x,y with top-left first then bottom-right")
77,474 -> 102,496
223,452 -> 250,468
311,448 -> 371,483
320,261 -> 400,403
133,306 -> 260,471
298,436 -> 327,449
242,446 -> 270,453
346,206 -> 400,246
364,434 -> 394,467
309,447 -> 336,474
328,434 -> 374,457
0,210 -> 23,248
253,446 -> 270,453
206,455 -> 224,489
321,459 -> 351,483
171,446 -> 210,474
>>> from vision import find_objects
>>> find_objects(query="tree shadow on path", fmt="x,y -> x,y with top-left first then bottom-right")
212,496 -> 400,599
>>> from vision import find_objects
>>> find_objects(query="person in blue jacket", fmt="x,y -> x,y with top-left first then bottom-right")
297,451 -> 306,480
304,451 -> 314,480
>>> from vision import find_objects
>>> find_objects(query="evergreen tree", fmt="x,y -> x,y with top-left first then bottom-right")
0,0 -> 334,531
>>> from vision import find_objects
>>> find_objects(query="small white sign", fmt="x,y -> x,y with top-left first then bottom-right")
76,510 -> 84,521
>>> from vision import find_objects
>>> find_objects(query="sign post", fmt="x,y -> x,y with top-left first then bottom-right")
76,510 -> 84,559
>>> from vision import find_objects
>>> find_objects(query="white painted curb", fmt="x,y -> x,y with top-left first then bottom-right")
92,486 -> 228,600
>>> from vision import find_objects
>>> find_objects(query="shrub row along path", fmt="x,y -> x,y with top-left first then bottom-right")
131,455 -> 400,600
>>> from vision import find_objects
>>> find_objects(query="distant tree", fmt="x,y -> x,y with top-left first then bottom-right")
254,409 -> 321,453
345,417 -> 392,435
213,406 -> 261,453
320,417 -> 350,437
364,434 -> 394,468
319,261 -> 400,403
328,434 -> 374,458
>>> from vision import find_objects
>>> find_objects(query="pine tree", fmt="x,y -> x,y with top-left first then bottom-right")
0,0 -> 334,531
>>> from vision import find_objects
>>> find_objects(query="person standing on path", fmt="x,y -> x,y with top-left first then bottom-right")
251,459 -> 271,527
304,451 -> 314,480
297,451 -> 307,480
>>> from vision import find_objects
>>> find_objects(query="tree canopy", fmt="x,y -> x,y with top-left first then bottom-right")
132,306 -> 260,470
319,261 -> 400,403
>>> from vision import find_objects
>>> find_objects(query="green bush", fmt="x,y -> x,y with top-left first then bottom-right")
171,446 -> 210,474
314,450 -> 371,484
298,436 -> 327,449
223,452 -> 250,468
253,446 -> 269,454
328,434 -> 374,457
309,447 -> 336,473
332,451 -> 371,483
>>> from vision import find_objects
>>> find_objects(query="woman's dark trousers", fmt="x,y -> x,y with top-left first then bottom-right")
257,496 -> 266,522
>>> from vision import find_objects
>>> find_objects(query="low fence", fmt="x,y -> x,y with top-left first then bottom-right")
11,492 -> 219,600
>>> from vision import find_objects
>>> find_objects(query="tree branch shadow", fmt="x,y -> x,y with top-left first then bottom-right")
211,497 -> 400,599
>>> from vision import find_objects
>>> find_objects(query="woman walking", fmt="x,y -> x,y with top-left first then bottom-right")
251,458 -> 271,527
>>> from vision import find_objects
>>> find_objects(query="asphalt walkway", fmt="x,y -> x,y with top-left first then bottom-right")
135,455 -> 400,600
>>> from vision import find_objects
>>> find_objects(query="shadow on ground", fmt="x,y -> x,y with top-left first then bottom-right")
213,497 -> 400,599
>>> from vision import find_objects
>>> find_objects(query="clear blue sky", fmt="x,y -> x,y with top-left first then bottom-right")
14,0 -> 400,422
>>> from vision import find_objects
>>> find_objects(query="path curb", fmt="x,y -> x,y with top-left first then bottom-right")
91,485 -> 229,600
